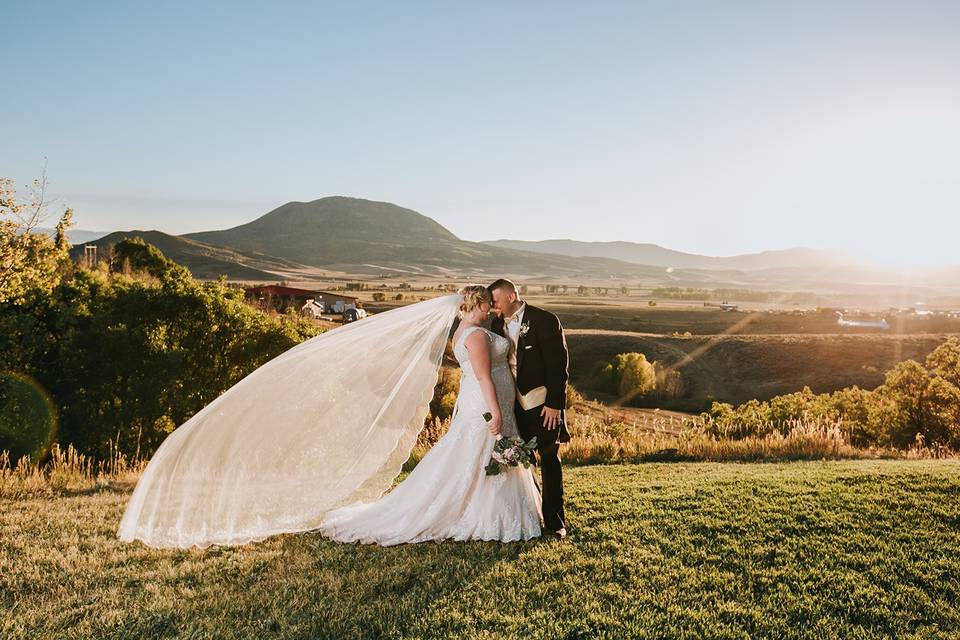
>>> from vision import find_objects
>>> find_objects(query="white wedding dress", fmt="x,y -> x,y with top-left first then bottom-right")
318,325 -> 543,545
119,295 -> 541,549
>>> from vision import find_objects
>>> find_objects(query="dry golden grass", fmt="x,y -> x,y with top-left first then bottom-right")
561,409 -> 895,465
0,444 -> 146,499
400,400 -> 944,473
4,401 -> 950,500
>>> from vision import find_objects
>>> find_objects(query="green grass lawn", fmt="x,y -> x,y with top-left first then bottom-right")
3,460 -> 959,639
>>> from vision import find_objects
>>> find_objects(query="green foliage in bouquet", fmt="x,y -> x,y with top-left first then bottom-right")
484,435 -> 538,476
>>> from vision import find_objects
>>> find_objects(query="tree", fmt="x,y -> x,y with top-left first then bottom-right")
0,175 -> 74,304
704,337 -> 960,449
881,360 -> 931,446
925,337 -> 960,387
600,352 -> 656,403
0,238 -> 320,462
110,236 -> 188,279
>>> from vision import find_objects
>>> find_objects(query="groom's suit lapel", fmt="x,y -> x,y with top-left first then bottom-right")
516,308 -> 531,373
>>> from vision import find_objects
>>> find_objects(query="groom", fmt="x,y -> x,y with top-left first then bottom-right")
488,279 -> 570,539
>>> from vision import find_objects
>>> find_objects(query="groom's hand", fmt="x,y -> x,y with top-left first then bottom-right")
541,406 -> 562,430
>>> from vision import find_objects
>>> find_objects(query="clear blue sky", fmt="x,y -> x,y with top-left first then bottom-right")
3,1 -> 959,267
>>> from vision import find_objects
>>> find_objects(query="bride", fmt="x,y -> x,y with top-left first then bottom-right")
118,285 -> 542,548
320,286 -> 541,544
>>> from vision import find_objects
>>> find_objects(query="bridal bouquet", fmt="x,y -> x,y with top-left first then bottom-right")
483,412 -> 538,476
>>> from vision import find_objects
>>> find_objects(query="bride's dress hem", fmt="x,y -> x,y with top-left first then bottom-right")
318,530 -> 543,547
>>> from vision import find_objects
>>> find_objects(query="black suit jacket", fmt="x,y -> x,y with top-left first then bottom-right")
491,303 -> 569,410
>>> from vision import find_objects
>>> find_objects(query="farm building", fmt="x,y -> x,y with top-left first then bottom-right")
311,291 -> 361,314
244,286 -> 361,315
300,299 -> 325,319
244,285 -> 324,312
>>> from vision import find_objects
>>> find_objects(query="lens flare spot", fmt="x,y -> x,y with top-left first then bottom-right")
0,371 -> 58,462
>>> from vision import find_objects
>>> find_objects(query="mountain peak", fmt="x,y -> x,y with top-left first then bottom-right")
184,196 -> 461,266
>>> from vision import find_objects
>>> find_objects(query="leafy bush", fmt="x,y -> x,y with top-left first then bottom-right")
110,236 -> 187,279
598,352 -> 684,405
704,338 -> 960,450
600,353 -> 655,401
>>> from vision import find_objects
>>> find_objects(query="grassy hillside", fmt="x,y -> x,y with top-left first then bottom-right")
70,230 -> 309,280
3,461 -> 958,639
567,332 -> 948,410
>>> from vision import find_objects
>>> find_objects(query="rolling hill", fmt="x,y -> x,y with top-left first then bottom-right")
69,230 -> 311,280
482,239 -> 854,271
182,196 -> 698,279
73,197 -> 960,298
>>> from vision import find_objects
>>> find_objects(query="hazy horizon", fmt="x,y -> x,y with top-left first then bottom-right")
36,191 -> 960,270
4,2 -> 959,268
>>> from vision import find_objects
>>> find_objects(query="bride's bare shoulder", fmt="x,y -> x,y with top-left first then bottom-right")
459,325 -> 490,351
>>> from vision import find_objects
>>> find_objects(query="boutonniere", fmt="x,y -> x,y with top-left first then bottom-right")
518,322 -> 530,339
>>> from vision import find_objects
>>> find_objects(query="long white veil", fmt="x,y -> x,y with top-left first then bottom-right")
118,294 -> 461,549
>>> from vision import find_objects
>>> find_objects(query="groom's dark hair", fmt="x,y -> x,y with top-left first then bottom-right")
487,278 -> 517,296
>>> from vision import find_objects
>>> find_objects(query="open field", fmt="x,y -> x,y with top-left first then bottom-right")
544,301 -> 960,336
567,331 -> 948,411
4,460 -> 959,639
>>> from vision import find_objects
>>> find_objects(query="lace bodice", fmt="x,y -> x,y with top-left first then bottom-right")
450,325 -> 519,439
453,325 -> 512,374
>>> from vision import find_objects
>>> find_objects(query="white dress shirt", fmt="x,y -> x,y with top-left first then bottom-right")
505,302 -> 526,348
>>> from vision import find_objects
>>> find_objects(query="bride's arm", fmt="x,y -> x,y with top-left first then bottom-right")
465,330 -> 502,436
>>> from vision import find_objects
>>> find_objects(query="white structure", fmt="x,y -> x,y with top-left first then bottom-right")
836,312 -> 890,329
343,307 -> 367,322
300,299 -> 325,319
332,299 -> 356,313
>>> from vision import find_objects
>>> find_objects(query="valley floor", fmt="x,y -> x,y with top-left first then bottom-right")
3,460 -> 959,639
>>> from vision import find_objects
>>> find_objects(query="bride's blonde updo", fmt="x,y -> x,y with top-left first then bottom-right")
457,284 -> 491,319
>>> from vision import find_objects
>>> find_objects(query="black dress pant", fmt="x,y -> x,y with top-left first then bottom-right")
516,403 -> 567,531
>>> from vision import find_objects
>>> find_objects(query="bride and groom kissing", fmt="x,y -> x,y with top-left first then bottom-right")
118,279 -> 571,548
